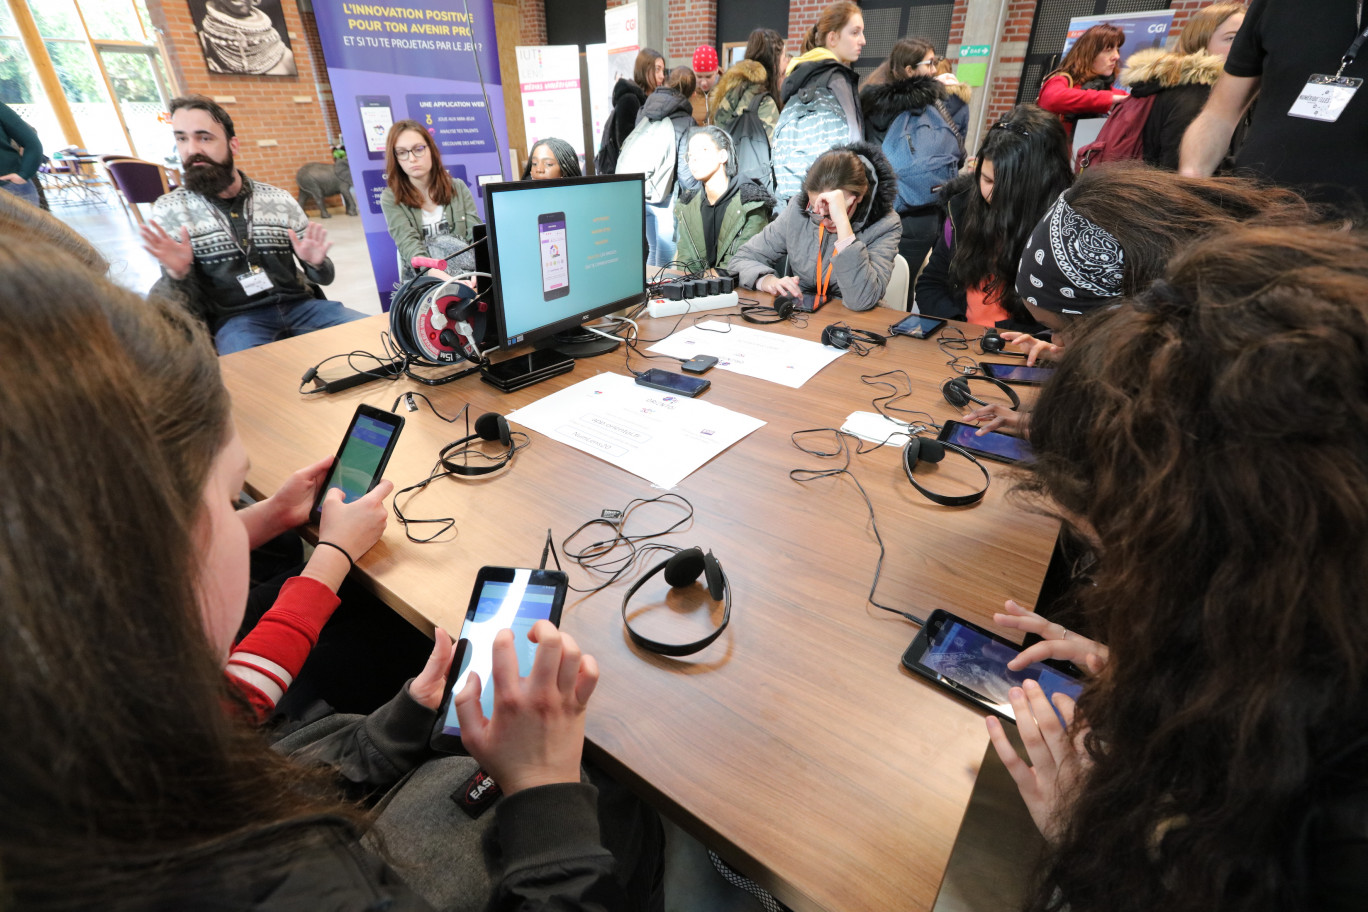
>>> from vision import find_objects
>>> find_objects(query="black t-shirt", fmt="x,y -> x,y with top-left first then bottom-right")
1224,0 -> 1368,207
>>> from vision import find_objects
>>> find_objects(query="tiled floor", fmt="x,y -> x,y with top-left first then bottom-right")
52,193 -> 384,315
56,190 -> 1043,912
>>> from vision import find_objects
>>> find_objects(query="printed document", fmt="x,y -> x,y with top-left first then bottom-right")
506,373 -> 765,488
646,321 -> 844,388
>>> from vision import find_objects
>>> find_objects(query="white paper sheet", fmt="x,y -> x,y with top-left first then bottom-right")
646,321 -> 845,388
840,411 -> 918,447
505,373 -> 766,488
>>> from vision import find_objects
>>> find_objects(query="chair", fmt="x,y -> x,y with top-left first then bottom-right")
881,253 -> 911,311
104,158 -> 172,225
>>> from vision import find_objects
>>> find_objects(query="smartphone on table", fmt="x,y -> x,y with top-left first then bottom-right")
889,313 -> 947,339
431,567 -> 569,752
309,403 -> 405,523
980,362 -> 1054,386
901,609 -> 1083,723
635,368 -> 710,397
937,419 -> 1034,465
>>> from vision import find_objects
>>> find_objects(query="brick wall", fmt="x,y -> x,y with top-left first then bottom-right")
518,0 -> 548,45
980,0 -> 1037,131
947,0 -> 968,52
666,0 -> 716,64
144,0 -> 335,195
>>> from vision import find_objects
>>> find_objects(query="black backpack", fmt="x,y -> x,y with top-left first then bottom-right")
725,91 -> 775,194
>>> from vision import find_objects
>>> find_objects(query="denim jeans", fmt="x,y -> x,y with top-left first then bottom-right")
645,200 -> 676,268
214,298 -> 368,354
1,178 -> 40,206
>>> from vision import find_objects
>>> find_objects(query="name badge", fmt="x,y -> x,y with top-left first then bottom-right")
237,267 -> 273,296
1288,74 -> 1363,122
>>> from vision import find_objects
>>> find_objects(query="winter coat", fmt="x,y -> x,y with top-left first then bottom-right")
631,85 -> 700,199
1037,72 -> 1118,143
596,78 -> 648,174
710,59 -> 781,140
859,74 -> 969,146
780,50 -> 864,142
730,140 -> 900,312
1121,48 -> 1225,171
673,177 -> 775,272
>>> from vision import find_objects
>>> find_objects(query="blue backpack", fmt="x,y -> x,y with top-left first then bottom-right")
771,84 -> 849,207
881,99 -> 965,213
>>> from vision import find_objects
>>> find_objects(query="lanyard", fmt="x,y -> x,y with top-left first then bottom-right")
814,224 -> 833,307
1338,0 -> 1368,77
206,178 -> 256,266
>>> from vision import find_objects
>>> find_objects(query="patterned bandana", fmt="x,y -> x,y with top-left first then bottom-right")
1015,192 -> 1124,315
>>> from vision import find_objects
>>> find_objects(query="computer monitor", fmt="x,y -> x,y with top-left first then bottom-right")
484,173 -> 647,357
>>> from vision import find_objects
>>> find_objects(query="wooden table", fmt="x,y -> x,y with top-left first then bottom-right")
220,305 -> 1058,912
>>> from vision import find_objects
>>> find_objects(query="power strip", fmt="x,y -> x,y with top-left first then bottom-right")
646,291 -> 739,319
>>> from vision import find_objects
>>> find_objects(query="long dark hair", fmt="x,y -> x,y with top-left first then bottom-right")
1049,23 -> 1124,85
634,47 -> 665,93
745,27 -> 785,104
1020,224 -> 1368,912
0,242 -> 353,909
384,119 -> 456,209
950,104 -> 1071,321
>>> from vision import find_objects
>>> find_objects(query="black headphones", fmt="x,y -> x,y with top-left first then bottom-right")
979,327 -> 1008,354
941,375 -> 1021,410
439,412 -> 518,477
389,273 -> 490,366
902,436 -> 990,506
741,295 -> 796,324
621,547 -> 731,656
821,322 -> 887,355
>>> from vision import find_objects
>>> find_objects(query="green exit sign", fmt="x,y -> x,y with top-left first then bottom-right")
959,44 -> 991,59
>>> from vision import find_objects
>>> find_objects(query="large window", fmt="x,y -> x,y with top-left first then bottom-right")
0,0 -> 173,160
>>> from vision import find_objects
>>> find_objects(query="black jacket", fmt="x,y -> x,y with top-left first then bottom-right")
1121,48 -> 1225,171
859,74 -> 967,146
595,79 -> 647,175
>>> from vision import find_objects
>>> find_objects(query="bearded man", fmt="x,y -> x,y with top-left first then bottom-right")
141,96 -> 365,354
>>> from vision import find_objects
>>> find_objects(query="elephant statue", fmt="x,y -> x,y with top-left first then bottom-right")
296,155 -> 357,218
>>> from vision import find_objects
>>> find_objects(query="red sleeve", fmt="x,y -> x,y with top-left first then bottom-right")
1037,74 -> 1117,117
225,575 -> 341,723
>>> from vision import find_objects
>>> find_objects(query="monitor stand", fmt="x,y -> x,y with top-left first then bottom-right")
543,327 -> 620,358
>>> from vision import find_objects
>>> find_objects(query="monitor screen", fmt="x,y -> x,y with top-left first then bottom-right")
485,174 -> 647,350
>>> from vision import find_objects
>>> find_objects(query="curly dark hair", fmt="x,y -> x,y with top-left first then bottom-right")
1018,223 -> 1368,912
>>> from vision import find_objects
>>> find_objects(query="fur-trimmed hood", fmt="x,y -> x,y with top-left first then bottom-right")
1121,47 -> 1225,95
794,140 -> 897,232
612,77 -> 647,108
679,175 -> 776,209
713,59 -> 769,108
860,75 -> 960,136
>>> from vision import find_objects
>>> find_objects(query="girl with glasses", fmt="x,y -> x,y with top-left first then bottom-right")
381,119 -> 482,283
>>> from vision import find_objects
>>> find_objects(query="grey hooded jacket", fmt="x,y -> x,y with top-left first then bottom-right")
729,140 -> 901,312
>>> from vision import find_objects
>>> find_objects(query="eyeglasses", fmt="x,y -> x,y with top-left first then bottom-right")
803,206 -> 835,225
917,57 -> 939,69
394,144 -> 428,161
991,121 -> 1030,137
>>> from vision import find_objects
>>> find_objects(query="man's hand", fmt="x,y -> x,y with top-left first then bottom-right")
454,621 -> 599,794
762,274 -> 803,297
140,222 -> 194,280
987,680 -> 1089,843
1,173 -> 26,184
289,222 -> 332,268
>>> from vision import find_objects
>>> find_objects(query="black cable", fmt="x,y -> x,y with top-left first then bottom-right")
859,370 -> 938,430
298,345 -> 405,395
788,428 -> 925,626
559,494 -> 695,594
391,392 -> 467,423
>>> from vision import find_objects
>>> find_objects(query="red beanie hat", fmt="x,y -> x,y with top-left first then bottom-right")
692,45 -> 719,74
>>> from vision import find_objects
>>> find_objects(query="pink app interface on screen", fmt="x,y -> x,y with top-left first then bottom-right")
538,218 -> 568,293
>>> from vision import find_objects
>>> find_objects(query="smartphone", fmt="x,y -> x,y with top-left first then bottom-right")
901,609 -> 1083,723
981,362 -> 1055,385
310,404 -> 405,523
938,419 -> 1034,465
538,211 -> 570,300
356,95 -> 393,161
889,313 -> 947,339
430,567 -> 569,751
635,368 -> 710,397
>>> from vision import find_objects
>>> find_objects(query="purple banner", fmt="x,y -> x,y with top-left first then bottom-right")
313,0 -> 510,309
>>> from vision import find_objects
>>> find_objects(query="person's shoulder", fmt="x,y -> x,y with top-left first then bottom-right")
379,185 -> 398,206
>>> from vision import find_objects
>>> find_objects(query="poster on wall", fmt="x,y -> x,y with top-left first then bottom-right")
516,45 -> 586,169
1062,10 -> 1177,86
188,0 -> 298,76
312,0 -> 510,309
604,3 -> 639,91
